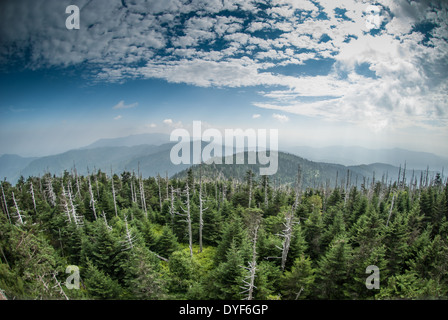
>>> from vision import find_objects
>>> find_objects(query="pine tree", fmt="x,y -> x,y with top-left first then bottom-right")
84,260 -> 123,299
87,219 -> 120,276
280,254 -> 315,299
121,246 -> 166,299
315,235 -> 353,299
154,225 -> 179,258
210,241 -> 245,300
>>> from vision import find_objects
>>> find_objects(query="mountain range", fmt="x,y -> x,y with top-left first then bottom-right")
0,133 -> 446,186
284,145 -> 448,170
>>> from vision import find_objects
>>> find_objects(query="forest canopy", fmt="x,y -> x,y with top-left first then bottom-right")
0,166 -> 447,300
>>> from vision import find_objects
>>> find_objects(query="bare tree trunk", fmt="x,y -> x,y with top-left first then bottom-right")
88,176 -> 98,220
174,179 -> 194,257
73,162 -> 81,198
280,209 -> 293,271
344,169 -> 350,206
247,224 -> 259,300
386,193 -> 395,227
157,174 -> 162,211
1,182 -> 11,224
94,171 -> 100,199
120,215 -> 135,251
198,164 -> 208,253
111,169 -> 118,217
139,176 -> 148,218
61,184 -> 72,223
67,182 -> 82,228
170,185 -> 176,231
281,165 -> 301,271
29,182 -> 37,213
130,175 -> 136,204
52,272 -> 69,300
184,184 -> 193,257
102,211 -> 112,231
241,209 -> 262,300
46,176 -> 56,207
12,191 -> 24,224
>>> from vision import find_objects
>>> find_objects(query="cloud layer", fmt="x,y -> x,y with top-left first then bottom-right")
0,0 -> 447,134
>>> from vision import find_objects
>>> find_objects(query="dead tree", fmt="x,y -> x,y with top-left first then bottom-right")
87,176 -> 98,220
240,209 -> 262,300
29,182 -> 37,213
52,272 -> 69,300
102,211 -> 112,231
139,175 -> 148,218
263,175 -> 269,208
169,185 -> 177,231
247,170 -> 253,208
11,191 -> 24,224
344,169 -> 350,206
1,182 -> 11,224
45,176 -> 56,207
120,215 -> 136,251
198,164 -> 208,253
280,166 -> 302,271
73,162 -> 81,198
110,169 -> 118,217
178,183 -> 193,258
60,184 -> 72,224
67,182 -> 83,228
157,173 -> 162,211
386,192 -> 395,227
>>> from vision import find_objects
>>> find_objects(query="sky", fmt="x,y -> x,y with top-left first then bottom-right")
0,0 -> 447,157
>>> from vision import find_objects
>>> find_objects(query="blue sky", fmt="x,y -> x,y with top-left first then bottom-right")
0,0 -> 447,157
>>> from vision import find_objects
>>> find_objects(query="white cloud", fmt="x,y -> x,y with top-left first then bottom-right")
252,114 -> 261,119
1,0 -> 446,138
112,100 -> 138,110
163,118 -> 183,128
114,115 -> 122,120
272,113 -> 289,122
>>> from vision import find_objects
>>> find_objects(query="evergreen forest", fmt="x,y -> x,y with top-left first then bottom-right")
0,165 -> 447,300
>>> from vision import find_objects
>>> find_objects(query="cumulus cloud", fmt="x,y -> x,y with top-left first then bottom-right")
272,113 -> 289,122
0,0 -> 446,134
114,115 -> 122,120
252,114 -> 261,119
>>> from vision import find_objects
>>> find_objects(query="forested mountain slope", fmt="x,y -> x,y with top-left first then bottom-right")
0,166 -> 447,300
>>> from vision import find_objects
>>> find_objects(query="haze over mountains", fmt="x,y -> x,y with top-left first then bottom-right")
1,133 -> 446,185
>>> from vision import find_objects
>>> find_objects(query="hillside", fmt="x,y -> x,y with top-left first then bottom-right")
172,151 -> 430,189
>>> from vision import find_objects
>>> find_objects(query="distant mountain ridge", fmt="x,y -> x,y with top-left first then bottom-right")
1,133 -> 446,185
81,133 -> 170,149
284,145 -> 448,170
172,151 -> 428,189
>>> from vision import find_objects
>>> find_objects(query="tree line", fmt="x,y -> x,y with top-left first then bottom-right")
0,165 -> 447,300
